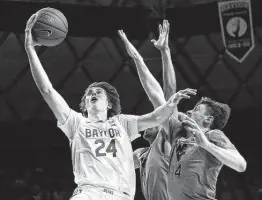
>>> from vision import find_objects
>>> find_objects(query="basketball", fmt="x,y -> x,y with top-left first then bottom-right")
32,7 -> 68,47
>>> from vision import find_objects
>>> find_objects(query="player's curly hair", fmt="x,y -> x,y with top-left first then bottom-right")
79,82 -> 121,118
196,97 -> 231,130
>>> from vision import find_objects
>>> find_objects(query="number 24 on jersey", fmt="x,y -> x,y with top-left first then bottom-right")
95,139 -> 117,157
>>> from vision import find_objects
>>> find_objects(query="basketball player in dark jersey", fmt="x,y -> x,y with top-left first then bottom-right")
167,98 -> 247,200
119,20 -> 247,200
119,20 -> 174,200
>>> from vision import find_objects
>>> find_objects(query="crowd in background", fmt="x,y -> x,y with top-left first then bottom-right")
0,148 -> 261,200
0,167 -> 72,200
0,111 -> 260,200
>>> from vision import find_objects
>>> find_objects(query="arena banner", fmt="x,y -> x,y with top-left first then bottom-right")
218,0 -> 254,63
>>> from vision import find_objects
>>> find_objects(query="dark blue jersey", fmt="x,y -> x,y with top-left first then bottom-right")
168,114 -> 236,200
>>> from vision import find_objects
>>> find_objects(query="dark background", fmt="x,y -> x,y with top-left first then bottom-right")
0,0 -> 261,200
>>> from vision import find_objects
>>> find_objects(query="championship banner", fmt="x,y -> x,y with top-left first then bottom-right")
218,0 -> 254,63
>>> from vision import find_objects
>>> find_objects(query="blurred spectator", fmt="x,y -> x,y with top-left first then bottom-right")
0,150 -> 260,200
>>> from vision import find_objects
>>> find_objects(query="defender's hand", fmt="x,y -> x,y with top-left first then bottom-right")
182,116 -> 211,149
167,89 -> 197,107
151,20 -> 170,51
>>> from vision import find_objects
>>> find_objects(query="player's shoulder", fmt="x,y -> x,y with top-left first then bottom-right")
169,112 -> 186,122
62,109 -> 84,124
111,114 -> 124,123
75,110 -> 87,122
207,129 -> 224,135
113,114 -> 125,119
134,147 -> 149,159
113,114 -> 138,121
168,112 -> 186,131
206,129 -> 229,143
157,126 -> 169,139
178,112 -> 187,117
70,109 -> 83,117
159,126 -> 166,134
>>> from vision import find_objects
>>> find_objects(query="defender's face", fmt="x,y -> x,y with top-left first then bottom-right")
143,126 -> 160,143
186,104 -> 208,126
85,87 -> 109,112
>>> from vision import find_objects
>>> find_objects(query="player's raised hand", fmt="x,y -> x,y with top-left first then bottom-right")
118,30 -> 141,60
182,116 -> 210,149
25,14 -> 40,48
167,88 -> 197,107
151,20 -> 170,51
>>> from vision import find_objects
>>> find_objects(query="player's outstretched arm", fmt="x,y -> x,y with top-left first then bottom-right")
151,20 -> 177,102
25,14 -> 70,125
137,89 -> 197,132
118,30 -> 166,109
183,117 -> 247,172
204,130 -> 247,172
206,140 -> 246,172
152,20 -> 178,142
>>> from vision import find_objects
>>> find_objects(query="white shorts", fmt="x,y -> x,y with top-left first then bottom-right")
70,185 -> 133,200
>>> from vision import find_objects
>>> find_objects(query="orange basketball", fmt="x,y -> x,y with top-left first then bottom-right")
32,7 -> 68,47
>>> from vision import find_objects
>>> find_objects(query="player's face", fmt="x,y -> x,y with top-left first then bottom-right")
85,87 -> 109,112
186,104 -> 208,126
143,126 -> 160,144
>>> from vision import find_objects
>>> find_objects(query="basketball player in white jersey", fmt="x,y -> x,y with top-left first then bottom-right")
119,20 -> 174,200
120,20 -> 247,200
24,14 -> 197,200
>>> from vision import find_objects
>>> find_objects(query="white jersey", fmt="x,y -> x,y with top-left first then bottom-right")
57,109 -> 140,198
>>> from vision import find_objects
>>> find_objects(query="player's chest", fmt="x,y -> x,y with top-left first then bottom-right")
140,157 -> 149,181
73,120 -> 130,157
172,136 -> 198,163
145,143 -> 164,166
77,119 -> 127,140
140,148 -> 159,173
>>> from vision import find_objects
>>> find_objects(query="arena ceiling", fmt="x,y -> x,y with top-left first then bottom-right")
0,0 -> 220,8
0,0 -> 261,122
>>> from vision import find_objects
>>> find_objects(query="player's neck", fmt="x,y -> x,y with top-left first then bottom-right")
88,110 -> 108,122
196,121 -> 210,134
200,127 -> 210,134
148,139 -> 154,145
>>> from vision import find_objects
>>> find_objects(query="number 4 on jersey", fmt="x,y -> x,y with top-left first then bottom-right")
95,139 -> 117,157
175,164 -> 181,178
